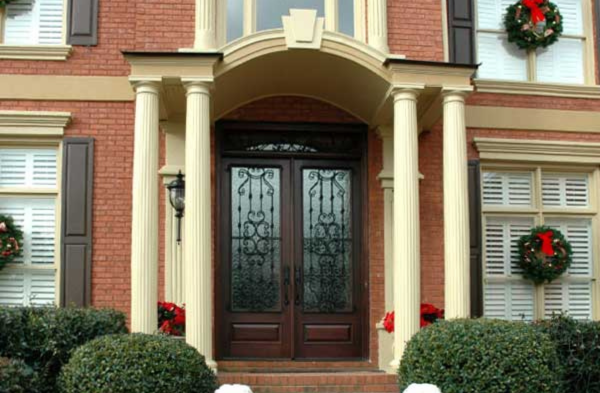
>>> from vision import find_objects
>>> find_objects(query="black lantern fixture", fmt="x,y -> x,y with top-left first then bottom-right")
167,171 -> 185,243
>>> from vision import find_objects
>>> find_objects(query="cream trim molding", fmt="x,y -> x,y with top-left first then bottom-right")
466,106 -> 600,133
0,45 -> 72,61
0,75 -> 134,101
475,138 -> 600,164
474,79 -> 600,99
0,111 -> 71,136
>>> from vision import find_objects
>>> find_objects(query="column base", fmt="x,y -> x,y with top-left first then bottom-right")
206,359 -> 218,371
389,358 -> 400,372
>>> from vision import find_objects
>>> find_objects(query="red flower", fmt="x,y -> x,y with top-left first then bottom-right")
383,312 -> 394,333
158,301 -> 185,336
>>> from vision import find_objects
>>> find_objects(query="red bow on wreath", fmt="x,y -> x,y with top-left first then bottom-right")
537,230 -> 555,256
522,0 -> 546,24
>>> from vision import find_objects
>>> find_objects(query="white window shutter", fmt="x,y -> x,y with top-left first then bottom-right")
482,172 -> 533,207
477,0 -> 515,29
485,281 -> 535,321
0,149 -> 58,188
542,173 -> 589,208
0,198 -> 56,266
477,33 -> 528,81
485,217 -> 533,276
536,38 -> 585,84
3,0 -> 63,45
544,282 -> 592,320
0,271 -> 25,306
28,270 -> 56,306
3,0 -> 36,45
0,269 -> 55,306
555,0 -> 583,36
38,0 -> 64,45
545,218 -> 592,276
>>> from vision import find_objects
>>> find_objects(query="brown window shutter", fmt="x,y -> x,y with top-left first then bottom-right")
447,0 -> 476,64
67,0 -> 99,46
468,160 -> 483,317
60,138 -> 94,307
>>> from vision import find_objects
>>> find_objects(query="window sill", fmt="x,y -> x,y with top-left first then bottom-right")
474,79 -> 600,99
0,44 -> 72,61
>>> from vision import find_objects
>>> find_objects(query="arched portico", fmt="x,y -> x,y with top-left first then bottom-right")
124,26 -> 476,371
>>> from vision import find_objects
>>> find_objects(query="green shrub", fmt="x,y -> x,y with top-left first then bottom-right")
398,319 -> 563,393
0,357 -> 39,393
537,315 -> 600,393
59,334 -> 218,393
0,307 -> 128,393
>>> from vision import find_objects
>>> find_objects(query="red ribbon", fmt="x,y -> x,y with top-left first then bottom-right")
537,230 -> 555,256
522,0 -> 546,24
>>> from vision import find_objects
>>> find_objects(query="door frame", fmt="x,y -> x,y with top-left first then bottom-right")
215,121 -> 370,360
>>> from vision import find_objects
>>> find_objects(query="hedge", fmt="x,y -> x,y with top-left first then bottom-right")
398,319 -> 563,393
0,357 -> 39,393
59,334 -> 218,393
0,307 -> 128,393
537,315 -> 600,393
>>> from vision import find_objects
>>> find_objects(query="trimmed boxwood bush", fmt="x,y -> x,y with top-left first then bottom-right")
537,315 -> 600,393
399,319 -> 563,393
0,307 -> 127,393
0,357 -> 39,393
59,333 -> 218,393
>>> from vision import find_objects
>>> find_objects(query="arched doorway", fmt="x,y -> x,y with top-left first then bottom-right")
216,121 -> 368,360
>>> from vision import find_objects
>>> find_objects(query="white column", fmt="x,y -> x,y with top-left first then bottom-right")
183,79 -> 216,369
391,87 -> 422,370
367,0 -> 389,53
195,0 -> 217,50
130,79 -> 161,334
243,0 -> 256,36
324,0 -> 339,31
443,88 -> 472,319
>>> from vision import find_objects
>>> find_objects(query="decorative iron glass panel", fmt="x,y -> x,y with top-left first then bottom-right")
302,169 -> 352,313
231,166 -> 281,312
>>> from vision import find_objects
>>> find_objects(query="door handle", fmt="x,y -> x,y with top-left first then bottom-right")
283,266 -> 290,306
294,266 -> 302,306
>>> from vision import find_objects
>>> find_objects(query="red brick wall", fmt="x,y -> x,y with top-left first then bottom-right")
223,96 -> 384,362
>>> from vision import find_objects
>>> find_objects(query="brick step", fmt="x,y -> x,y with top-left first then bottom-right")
218,371 -> 398,393
218,361 -> 379,373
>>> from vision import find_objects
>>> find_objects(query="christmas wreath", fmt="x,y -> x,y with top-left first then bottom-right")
504,0 -> 563,50
518,226 -> 572,284
0,0 -> 15,7
0,215 -> 23,271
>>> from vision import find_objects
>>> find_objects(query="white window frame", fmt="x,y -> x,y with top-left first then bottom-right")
217,0 -> 367,46
0,0 -> 71,60
481,162 -> 600,321
473,0 -> 597,85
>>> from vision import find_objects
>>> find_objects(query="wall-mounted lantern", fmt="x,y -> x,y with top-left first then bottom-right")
167,171 -> 185,243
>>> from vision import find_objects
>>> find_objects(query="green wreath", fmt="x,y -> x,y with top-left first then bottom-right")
0,215 -> 23,271
504,0 -> 563,50
518,226 -> 572,285
0,0 -> 15,7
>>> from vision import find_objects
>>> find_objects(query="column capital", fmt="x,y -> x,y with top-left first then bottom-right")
442,85 -> 474,104
182,77 -> 214,96
129,77 -> 162,95
391,84 -> 425,102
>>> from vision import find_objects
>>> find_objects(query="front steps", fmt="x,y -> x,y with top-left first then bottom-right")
218,369 -> 398,393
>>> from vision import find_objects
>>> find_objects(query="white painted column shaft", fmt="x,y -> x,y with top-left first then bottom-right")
367,0 -> 389,53
183,80 -> 216,369
324,0 -> 339,31
391,88 -> 421,370
130,81 -> 160,334
195,0 -> 217,50
243,0 -> 256,36
443,89 -> 471,319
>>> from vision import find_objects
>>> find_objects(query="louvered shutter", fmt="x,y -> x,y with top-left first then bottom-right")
0,149 -> 58,188
4,0 -> 64,45
67,0 -> 99,46
0,270 -> 55,306
536,0 -> 584,84
543,218 -> 593,320
448,0 -> 476,64
60,138 -> 94,307
542,173 -> 589,208
482,171 -> 533,207
485,282 -> 535,320
476,0 -> 527,80
468,161 -> 483,317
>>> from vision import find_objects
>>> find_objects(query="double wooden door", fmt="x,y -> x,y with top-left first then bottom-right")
218,153 -> 365,360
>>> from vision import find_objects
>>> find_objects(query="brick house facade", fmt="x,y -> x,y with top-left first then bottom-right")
1,0 -> 599,382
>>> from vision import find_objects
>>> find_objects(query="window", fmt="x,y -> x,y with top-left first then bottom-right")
481,167 -> 597,321
0,148 -> 60,306
224,0 -> 363,43
475,0 -> 591,84
1,0 -> 65,45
